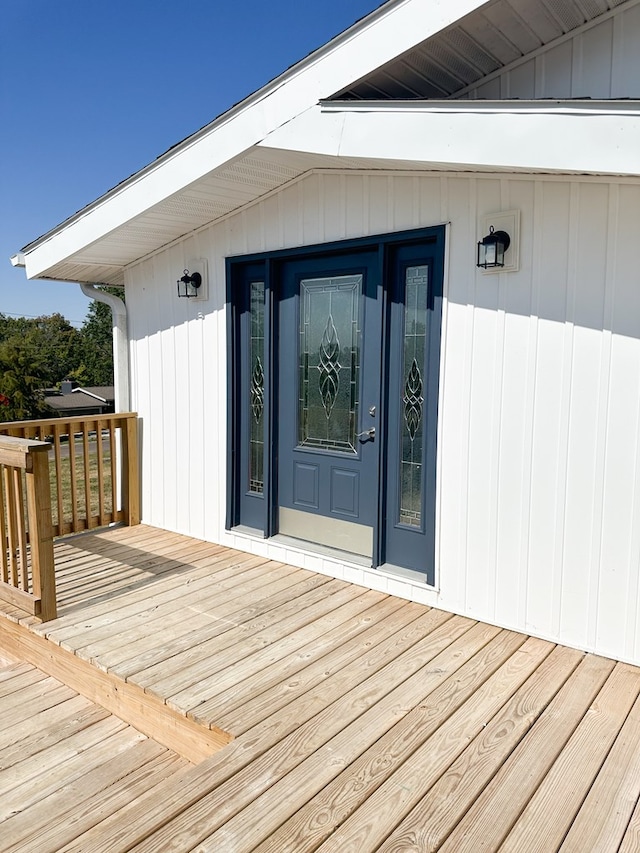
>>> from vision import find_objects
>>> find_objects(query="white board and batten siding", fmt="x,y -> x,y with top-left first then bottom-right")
126,170 -> 640,665
461,1 -> 640,99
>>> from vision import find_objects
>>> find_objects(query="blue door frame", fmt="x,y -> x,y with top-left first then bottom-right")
227,226 -> 445,584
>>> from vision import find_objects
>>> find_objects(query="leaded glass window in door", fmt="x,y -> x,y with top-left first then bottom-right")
399,265 -> 428,527
249,281 -> 265,494
299,275 -> 361,453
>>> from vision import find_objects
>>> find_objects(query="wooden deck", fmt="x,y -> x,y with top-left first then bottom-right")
0,657 -> 190,853
2,524 -> 640,851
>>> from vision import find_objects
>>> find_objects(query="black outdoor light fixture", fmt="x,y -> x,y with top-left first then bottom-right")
177,268 -> 202,298
477,225 -> 511,269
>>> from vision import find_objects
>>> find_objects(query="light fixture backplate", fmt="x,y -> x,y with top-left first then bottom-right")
479,210 -> 520,273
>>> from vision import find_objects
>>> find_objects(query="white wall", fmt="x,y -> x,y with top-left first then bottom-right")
462,2 -> 640,99
126,170 -> 640,665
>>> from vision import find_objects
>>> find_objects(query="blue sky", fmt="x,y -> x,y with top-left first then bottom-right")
0,0 -> 380,327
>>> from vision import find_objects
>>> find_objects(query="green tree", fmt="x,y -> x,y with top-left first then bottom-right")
25,313 -> 82,388
0,289 -> 124,420
0,313 -> 30,342
0,335 -> 48,421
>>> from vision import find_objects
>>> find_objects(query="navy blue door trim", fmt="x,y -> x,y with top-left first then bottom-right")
227,226 -> 445,583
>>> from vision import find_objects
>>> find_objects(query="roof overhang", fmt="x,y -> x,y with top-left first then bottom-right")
22,101 -> 640,286
15,0 -> 640,287
260,100 -> 640,176
18,0 -> 487,285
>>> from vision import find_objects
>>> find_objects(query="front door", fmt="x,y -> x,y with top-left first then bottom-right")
228,226 -> 445,584
277,251 -> 381,557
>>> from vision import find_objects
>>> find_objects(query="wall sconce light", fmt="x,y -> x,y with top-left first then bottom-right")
177,269 -> 202,298
477,226 -> 511,269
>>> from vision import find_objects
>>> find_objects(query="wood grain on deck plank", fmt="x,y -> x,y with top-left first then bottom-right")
498,662 -> 640,852
172,588 -> 384,720
103,572 -> 332,679
559,684 -> 640,852
57,609 -> 462,853
3,745 -> 187,853
130,618 -> 496,853
4,527 -> 640,853
40,550 -> 268,646
399,652 -> 615,853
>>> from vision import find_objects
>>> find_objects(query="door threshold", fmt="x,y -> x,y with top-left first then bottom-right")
271,534 -> 373,567
377,562 -> 432,587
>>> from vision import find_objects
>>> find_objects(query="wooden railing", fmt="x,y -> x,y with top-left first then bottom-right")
0,436 -> 56,620
0,413 -> 140,539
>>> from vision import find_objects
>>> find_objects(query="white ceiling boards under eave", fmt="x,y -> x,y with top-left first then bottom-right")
332,0 -> 633,99
17,0 -> 639,286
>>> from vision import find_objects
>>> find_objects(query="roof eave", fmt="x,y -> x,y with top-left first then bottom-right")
18,0 -> 490,279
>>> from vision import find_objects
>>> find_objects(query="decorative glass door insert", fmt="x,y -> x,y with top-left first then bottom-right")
299,275 -> 361,453
400,265 -> 428,527
249,280 -> 265,494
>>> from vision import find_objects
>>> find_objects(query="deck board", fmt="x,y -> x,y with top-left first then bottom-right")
395,652 -> 616,852
2,525 -> 640,851
499,662 -> 640,852
0,661 -> 188,853
103,572 -> 332,679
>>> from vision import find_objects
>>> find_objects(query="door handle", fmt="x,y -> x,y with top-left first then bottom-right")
356,427 -> 376,440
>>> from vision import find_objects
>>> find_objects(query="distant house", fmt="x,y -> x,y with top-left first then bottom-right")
12,1 -> 640,664
43,381 -> 115,418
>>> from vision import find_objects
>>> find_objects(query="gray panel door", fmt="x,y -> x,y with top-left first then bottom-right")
277,250 -> 381,556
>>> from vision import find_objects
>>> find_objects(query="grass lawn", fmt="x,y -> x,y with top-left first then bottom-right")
48,436 -> 114,528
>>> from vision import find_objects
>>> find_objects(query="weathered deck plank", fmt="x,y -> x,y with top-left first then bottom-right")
0,659 -> 189,853
2,525 -> 640,852
103,571 -> 332,679
165,585 -> 378,717
255,643 -> 583,853
3,746 -> 184,853
212,596 -> 421,733
499,662 -> 640,852
394,652 -> 616,852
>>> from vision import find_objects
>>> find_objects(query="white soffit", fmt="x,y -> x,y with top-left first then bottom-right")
332,0 -> 636,99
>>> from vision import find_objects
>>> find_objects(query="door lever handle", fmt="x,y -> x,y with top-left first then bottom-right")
355,427 -> 376,440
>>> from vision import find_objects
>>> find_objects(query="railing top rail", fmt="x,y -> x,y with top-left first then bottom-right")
0,412 -> 138,432
0,436 -> 51,470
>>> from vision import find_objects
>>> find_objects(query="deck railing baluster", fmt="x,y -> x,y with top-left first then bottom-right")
52,423 -> 65,535
68,422 -> 80,532
96,418 -> 106,525
82,421 -> 92,527
4,466 -> 20,587
0,470 -> 7,585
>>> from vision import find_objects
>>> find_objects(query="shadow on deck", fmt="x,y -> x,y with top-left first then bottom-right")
2,524 -> 640,851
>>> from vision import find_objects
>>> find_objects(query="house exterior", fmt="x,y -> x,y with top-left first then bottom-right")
43,382 -> 115,417
11,0 -> 640,663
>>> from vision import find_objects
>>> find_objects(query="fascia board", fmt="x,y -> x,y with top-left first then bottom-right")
21,0 -> 487,281
258,104 -> 640,176
72,388 -> 108,402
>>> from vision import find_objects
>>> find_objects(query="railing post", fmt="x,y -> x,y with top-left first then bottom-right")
121,415 -> 140,527
25,446 -> 57,620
